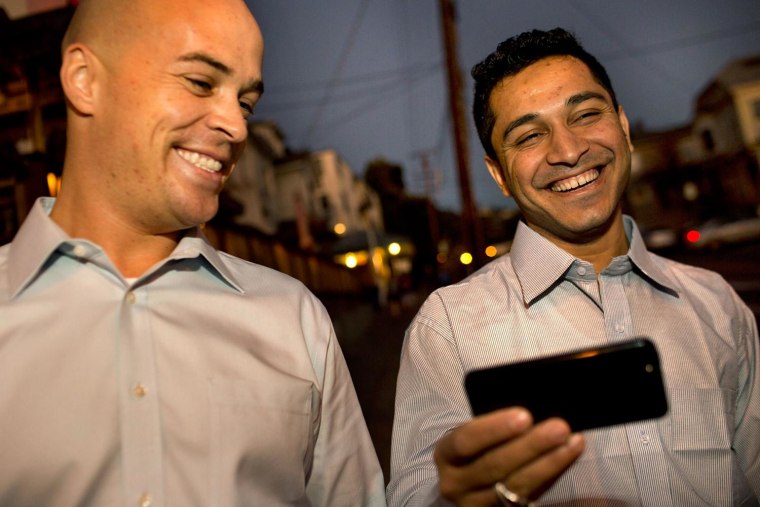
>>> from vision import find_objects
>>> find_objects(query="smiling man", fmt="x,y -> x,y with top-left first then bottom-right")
387,28 -> 759,506
0,0 -> 385,505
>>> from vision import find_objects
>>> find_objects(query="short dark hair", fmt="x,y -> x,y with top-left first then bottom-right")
471,27 -> 618,160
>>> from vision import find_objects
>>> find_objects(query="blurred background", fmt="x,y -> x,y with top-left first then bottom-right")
2,0 -> 760,481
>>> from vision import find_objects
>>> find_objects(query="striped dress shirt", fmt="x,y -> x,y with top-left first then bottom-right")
387,216 -> 759,506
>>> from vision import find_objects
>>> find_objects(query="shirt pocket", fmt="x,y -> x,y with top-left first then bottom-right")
666,386 -> 734,452
207,375 -> 318,507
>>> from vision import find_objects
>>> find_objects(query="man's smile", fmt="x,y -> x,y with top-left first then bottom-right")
550,167 -> 600,193
176,148 -> 223,173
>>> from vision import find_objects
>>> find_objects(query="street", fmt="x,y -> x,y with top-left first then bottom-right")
324,238 -> 760,483
321,291 -> 424,484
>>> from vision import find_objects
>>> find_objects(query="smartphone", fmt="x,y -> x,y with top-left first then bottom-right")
464,337 -> 668,431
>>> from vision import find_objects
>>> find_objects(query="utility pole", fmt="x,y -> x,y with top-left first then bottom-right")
412,149 -> 436,200
438,0 -> 484,269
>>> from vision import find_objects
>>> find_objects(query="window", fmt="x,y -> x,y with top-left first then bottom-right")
701,130 -> 715,152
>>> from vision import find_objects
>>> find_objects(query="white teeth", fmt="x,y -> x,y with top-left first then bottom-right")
551,168 -> 599,192
176,148 -> 222,173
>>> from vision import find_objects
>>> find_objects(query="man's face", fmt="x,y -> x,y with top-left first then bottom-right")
92,0 -> 264,234
485,56 -> 633,245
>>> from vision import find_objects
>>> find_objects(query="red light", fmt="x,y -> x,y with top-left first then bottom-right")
685,230 -> 700,243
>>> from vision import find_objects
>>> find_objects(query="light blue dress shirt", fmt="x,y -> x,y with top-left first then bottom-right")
0,198 -> 386,507
388,216 -> 759,506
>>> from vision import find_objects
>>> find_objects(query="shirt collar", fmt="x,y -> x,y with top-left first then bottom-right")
623,215 -> 679,297
8,198 -> 68,298
509,215 -> 679,306
170,228 -> 245,293
8,197 -> 244,298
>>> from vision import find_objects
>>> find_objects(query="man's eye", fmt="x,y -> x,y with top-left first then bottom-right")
515,132 -> 541,146
240,101 -> 254,119
187,78 -> 213,93
575,110 -> 601,123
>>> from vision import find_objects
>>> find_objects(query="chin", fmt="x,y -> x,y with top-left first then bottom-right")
172,200 -> 220,230
568,213 -> 618,238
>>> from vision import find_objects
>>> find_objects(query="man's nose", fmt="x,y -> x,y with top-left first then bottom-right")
207,96 -> 248,144
546,125 -> 589,166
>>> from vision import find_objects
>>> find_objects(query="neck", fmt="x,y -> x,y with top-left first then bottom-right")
50,185 -> 182,278
559,217 -> 629,274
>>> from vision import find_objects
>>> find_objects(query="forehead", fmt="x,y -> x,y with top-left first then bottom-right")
489,56 -> 609,122
126,1 -> 263,74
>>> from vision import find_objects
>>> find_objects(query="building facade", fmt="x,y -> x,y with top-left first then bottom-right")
627,54 -> 760,245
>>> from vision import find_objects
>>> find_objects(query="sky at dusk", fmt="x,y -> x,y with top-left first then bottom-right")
247,0 -> 760,212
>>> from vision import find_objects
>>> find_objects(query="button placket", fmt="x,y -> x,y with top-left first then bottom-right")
119,284 -> 164,506
599,273 -> 633,343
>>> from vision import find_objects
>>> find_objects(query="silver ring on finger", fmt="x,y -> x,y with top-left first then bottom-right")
493,481 -> 537,507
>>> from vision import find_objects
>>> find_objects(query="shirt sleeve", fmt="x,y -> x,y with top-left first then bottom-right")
386,293 -> 468,507
305,298 -> 387,507
731,290 -> 760,500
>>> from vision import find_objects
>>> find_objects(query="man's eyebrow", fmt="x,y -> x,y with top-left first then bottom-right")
180,52 -> 232,74
567,91 -> 607,107
178,52 -> 264,95
243,79 -> 264,96
501,113 -> 538,143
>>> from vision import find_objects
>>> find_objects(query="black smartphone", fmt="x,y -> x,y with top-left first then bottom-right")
464,337 -> 668,431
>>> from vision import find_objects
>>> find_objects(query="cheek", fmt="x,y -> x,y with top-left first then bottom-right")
590,120 -> 629,149
160,94 -> 207,131
504,154 -> 537,189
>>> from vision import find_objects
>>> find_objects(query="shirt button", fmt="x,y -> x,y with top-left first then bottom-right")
126,291 -> 137,304
72,244 -> 87,257
640,432 -> 650,445
614,323 -> 625,333
576,266 -> 587,276
138,494 -> 152,507
133,383 -> 147,398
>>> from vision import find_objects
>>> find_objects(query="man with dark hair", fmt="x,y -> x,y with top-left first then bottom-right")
388,27 -> 759,506
0,0 -> 386,505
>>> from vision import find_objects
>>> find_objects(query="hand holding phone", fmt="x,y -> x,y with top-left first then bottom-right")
464,337 -> 668,431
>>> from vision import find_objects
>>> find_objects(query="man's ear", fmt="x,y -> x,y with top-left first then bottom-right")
60,44 -> 97,116
617,105 -> 634,154
485,155 -> 512,198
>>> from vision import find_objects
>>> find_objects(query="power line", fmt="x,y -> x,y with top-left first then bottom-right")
303,0 -> 371,144
315,64 -> 438,134
597,22 -> 760,61
568,0 -> 693,92
265,61 -> 442,95
258,63 -> 441,114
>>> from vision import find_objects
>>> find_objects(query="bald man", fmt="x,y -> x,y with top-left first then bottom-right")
0,1 -> 386,505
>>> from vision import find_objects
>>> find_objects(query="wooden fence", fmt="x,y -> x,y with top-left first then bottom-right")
202,223 -> 373,296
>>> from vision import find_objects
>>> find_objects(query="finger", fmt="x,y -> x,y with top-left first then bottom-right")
439,476 -> 512,507
503,429 -> 585,501
435,408 -> 533,468
457,416 -> 574,487
434,408 -> 533,501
